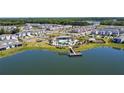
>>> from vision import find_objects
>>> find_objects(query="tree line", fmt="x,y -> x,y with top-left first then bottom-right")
100,20 -> 124,26
0,18 -> 92,26
1,17 -> 124,26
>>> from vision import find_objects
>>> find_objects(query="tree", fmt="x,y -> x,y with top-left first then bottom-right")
0,28 -> 5,35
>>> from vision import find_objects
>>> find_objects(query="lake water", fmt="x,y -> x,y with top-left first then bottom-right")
0,47 -> 124,75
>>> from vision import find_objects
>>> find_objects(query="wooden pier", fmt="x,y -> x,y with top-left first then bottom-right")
68,46 -> 82,57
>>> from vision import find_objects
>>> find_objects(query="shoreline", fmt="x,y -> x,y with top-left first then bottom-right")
0,42 -> 124,58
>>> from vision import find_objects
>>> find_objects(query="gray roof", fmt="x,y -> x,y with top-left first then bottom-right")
56,36 -> 72,39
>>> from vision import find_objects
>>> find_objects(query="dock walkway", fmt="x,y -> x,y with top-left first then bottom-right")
68,46 -> 82,56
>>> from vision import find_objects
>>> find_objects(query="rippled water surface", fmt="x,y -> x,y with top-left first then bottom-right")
0,48 -> 124,75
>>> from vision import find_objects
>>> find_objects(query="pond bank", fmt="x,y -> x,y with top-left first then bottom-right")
0,42 -> 124,58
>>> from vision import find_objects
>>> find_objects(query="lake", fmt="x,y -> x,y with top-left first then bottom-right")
0,47 -> 124,75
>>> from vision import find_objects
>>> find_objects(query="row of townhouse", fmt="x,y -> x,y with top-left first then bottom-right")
0,34 -> 18,41
68,26 -> 97,36
91,28 -> 121,36
0,29 -> 48,41
0,39 -> 22,51
41,24 -> 72,31
0,26 -> 17,32
0,30 -> 48,51
25,23 -> 72,30
16,30 -> 47,38
113,34 -> 124,43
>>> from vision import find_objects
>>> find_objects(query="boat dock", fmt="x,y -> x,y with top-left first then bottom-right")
68,46 -> 82,57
